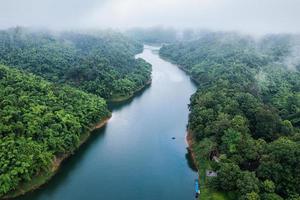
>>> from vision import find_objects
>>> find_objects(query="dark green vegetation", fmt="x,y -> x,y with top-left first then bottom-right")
0,27 -> 151,100
0,27 -> 152,198
0,65 -> 110,196
160,32 -> 300,200
17,46 -> 197,200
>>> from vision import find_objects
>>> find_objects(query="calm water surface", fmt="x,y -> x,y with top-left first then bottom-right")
19,46 -> 197,200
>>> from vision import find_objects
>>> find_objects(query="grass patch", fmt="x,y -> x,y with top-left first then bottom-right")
200,187 -> 236,200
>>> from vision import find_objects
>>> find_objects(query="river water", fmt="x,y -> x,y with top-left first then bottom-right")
19,46 -> 197,200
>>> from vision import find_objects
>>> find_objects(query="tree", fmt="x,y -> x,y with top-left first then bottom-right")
195,138 -> 217,159
261,193 -> 283,200
237,171 -> 260,196
221,129 -> 242,154
258,138 -> 300,197
254,107 -> 281,141
262,180 -> 275,193
281,120 -> 294,135
0,65 -> 111,196
216,162 -> 241,191
240,192 -> 260,200
160,32 -> 300,199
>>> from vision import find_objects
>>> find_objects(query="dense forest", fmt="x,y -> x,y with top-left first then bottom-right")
0,65 -> 110,196
0,27 -> 152,100
0,27 -> 152,197
160,32 -> 300,200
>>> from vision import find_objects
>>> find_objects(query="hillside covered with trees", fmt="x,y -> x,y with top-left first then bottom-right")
160,32 -> 300,200
0,27 -> 152,100
0,65 -> 110,196
0,27 -> 152,198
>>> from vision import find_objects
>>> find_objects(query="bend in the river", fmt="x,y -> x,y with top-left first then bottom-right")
19,45 -> 197,200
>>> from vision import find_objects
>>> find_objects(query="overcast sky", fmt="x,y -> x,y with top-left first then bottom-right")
1,0 -> 299,34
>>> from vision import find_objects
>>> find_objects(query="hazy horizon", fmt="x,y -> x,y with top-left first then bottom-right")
1,0 -> 300,35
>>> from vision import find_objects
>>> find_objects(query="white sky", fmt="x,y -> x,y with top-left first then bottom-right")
0,0 -> 300,34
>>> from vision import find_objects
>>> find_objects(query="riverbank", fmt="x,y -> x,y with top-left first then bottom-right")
161,48 -> 232,199
186,131 -> 235,200
109,79 -> 152,102
3,54 -> 152,199
3,116 -> 111,199
158,55 -> 200,85
11,45 -> 197,200
3,75 -> 151,199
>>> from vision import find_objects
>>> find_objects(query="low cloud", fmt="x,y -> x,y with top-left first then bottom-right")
1,0 -> 300,34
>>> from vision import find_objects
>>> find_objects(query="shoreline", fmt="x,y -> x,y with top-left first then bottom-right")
3,59 -> 152,199
160,53 -> 200,181
108,79 -> 152,103
185,130 -> 200,183
185,131 -> 198,171
158,55 -> 200,85
3,116 -> 111,199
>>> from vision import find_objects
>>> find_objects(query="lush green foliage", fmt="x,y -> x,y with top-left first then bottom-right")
0,65 -> 110,196
0,27 -> 151,99
0,27 -> 152,197
160,32 -> 300,199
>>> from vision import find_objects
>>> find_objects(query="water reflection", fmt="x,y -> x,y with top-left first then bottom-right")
18,46 -> 197,200
108,83 -> 151,111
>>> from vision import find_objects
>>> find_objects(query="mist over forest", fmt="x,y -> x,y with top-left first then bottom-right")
0,1 -> 300,200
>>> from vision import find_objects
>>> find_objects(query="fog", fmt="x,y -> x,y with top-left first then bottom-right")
284,37 -> 300,71
1,0 -> 300,34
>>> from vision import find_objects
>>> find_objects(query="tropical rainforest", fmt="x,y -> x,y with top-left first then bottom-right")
1,25 -> 300,200
0,65 -> 110,196
0,27 -> 151,100
0,27 -> 151,197
160,32 -> 300,200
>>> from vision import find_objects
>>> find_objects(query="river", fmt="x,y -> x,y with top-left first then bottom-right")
19,45 -> 198,200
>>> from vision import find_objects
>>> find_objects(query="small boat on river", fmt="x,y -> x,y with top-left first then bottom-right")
195,179 -> 200,198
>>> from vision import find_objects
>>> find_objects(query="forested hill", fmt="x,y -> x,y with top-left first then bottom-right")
0,27 -> 151,100
0,27 -> 151,197
0,65 -> 110,196
160,32 -> 300,200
